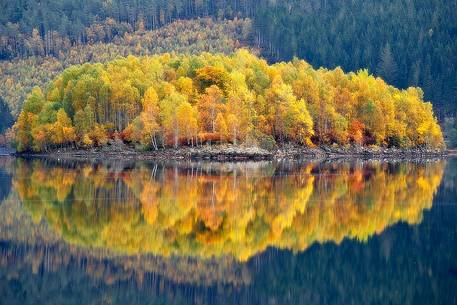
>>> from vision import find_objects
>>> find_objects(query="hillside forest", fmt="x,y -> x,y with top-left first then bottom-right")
1,0 -> 456,147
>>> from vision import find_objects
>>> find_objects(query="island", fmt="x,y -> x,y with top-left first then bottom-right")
10,50 -> 445,160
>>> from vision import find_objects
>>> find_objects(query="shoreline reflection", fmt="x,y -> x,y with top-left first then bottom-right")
10,159 -> 445,261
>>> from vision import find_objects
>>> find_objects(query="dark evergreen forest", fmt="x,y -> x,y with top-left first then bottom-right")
1,0 -> 456,143
0,97 -> 13,134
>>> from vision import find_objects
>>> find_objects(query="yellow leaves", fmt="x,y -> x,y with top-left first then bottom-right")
265,79 -> 314,144
174,77 -> 194,98
196,85 -> 225,134
14,111 -> 39,152
288,99 -> 315,144
176,100 -> 199,144
160,91 -> 193,147
228,71 -> 248,93
417,121 -> 430,139
46,86 -> 61,103
142,87 -> 159,110
416,117 -> 444,148
159,81 -> 175,98
31,124 -> 50,151
12,50 -> 444,151
195,66 -> 229,92
215,113 -> 228,142
92,124 -> 108,145
82,134 -> 93,147
49,109 -> 74,145
226,113 -> 241,144
62,126 -> 76,143
126,87 -> 162,148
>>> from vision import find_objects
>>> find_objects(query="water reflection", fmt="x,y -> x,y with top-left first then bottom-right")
0,158 -> 11,204
11,159 -> 444,261
0,158 -> 454,305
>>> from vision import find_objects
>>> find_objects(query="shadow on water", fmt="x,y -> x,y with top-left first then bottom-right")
0,157 -> 12,205
0,157 -> 456,305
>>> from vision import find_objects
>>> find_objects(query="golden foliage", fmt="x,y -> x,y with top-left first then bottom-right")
12,49 -> 444,151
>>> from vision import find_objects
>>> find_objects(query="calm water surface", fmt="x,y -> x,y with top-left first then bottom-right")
0,157 -> 456,305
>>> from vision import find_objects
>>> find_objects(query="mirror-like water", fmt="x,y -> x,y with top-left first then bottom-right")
0,157 -> 456,305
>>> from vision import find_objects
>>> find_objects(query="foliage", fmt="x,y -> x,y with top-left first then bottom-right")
252,0 -> 457,117
0,0 -> 256,60
11,50 -> 445,152
1,0 -> 456,118
0,18 -> 253,117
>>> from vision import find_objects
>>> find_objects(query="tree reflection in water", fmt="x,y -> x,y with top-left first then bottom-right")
0,158 -> 454,305
11,159 -> 444,261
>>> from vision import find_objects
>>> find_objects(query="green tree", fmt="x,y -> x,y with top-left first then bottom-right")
0,97 -> 13,134
377,43 -> 398,84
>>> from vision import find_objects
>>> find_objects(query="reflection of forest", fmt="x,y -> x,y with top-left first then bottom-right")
11,159 -> 445,261
0,192 -> 249,287
1,190 -> 456,305
0,241 -> 249,287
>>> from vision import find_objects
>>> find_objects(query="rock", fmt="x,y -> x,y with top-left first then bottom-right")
14,143 -> 449,162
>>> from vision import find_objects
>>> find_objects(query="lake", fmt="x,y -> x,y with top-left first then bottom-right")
0,157 -> 456,305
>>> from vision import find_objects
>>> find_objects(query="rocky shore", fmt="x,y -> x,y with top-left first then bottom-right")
11,140 -> 449,162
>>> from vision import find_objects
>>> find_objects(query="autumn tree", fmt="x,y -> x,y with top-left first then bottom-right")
50,109 -> 75,146
128,87 -> 161,149
265,76 -> 313,145
176,102 -> 199,146
196,85 -> 226,142
11,51 -> 445,151
160,91 -> 188,148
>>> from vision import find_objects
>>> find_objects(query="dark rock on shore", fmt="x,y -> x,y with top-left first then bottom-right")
187,146 -> 272,161
274,144 -> 448,162
11,143 -> 449,162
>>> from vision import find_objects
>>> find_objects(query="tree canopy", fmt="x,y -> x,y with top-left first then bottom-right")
1,0 -> 456,118
0,18 -> 252,117
12,50 -> 444,152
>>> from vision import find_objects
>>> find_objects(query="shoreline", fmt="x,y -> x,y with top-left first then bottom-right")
10,144 -> 450,162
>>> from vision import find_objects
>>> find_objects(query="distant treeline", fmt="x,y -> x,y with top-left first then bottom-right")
0,18 -> 252,117
0,97 -> 13,134
1,0 -> 456,117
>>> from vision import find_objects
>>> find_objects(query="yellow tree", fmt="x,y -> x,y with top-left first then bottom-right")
174,77 -> 195,99
13,112 -> 37,152
215,113 -> 228,143
10,51 -> 445,151
226,114 -> 241,144
176,102 -> 199,146
225,72 -> 254,144
51,109 -> 75,147
134,87 -> 161,149
196,85 -> 226,143
265,76 -> 314,145
31,124 -> 51,152
160,91 -> 188,148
